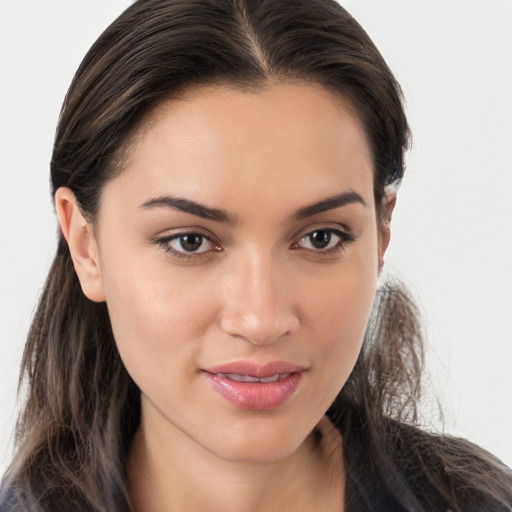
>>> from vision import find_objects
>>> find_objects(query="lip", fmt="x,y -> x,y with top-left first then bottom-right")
202,361 -> 307,410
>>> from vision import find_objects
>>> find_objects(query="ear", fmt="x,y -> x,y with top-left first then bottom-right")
378,190 -> 397,272
55,187 -> 106,302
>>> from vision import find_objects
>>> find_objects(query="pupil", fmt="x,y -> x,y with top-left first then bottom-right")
180,234 -> 203,251
311,230 -> 331,249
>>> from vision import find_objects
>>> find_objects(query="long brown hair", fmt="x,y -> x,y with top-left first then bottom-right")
2,1 -> 511,511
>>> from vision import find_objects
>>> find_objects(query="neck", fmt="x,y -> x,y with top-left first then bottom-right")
127,415 -> 344,512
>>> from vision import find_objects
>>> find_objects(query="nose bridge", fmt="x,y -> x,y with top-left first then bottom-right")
220,245 -> 297,344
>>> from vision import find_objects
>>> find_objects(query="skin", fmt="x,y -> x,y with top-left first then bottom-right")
56,82 -> 393,512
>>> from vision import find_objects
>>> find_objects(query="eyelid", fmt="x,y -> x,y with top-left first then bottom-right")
151,227 -> 222,260
150,223 -> 355,260
150,225 -> 219,240
290,225 -> 355,253
291,222 -> 354,242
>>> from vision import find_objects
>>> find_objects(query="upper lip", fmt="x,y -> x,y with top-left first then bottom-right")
203,361 -> 307,378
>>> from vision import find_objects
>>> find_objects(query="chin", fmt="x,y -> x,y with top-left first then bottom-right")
203,419 -> 313,464
214,442 -> 301,465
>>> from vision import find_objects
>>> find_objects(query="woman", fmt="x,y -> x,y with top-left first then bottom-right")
1,0 -> 511,510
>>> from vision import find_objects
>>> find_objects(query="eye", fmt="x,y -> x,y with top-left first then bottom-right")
295,228 -> 353,252
156,232 -> 219,258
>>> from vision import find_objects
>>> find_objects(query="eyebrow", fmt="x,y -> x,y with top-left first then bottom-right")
140,195 -> 237,224
292,190 -> 367,221
139,189 -> 366,224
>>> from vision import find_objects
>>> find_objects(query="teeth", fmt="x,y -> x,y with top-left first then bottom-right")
217,373 -> 288,383
260,373 -> 287,383
224,373 -> 260,383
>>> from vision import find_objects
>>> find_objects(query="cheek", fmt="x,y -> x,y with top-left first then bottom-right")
318,288 -> 373,360
303,253 -> 378,392
99,255 -> 216,392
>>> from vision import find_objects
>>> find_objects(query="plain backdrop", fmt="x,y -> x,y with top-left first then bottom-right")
1,0 -> 511,475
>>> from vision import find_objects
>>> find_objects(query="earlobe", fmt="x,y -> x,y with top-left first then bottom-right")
378,191 -> 397,272
55,187 -> 106,302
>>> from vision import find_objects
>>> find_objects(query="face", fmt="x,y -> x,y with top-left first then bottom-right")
86,83 -> 383,463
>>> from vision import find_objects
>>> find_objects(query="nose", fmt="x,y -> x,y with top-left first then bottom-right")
219,248 -> 299,345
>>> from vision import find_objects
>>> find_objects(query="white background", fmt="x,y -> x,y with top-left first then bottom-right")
1,1 -> 511,475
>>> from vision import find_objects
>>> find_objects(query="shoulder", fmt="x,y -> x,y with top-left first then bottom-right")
389,421 -> 512,511
340,410 -> 512,512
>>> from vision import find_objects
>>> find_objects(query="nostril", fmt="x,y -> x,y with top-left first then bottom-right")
220,311 -> 298,345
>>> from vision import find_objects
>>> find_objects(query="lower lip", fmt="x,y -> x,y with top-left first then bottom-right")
203,371 -> 304,410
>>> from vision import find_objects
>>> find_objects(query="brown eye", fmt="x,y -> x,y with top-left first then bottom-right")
160,232 -> 217,256
297,228 -> 352,252
179,234 -> 204,252
309,230 -> 332,249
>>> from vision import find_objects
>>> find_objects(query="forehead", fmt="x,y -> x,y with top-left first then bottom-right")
103,82 -> 374,216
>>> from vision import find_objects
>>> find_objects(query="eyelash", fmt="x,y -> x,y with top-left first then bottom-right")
154,227 -> 355,261
292,228 -> 355,254
154,232 -> 221,260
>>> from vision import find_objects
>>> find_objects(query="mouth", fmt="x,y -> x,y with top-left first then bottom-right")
202,361 -> 307,410
214,372 -> 292,383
